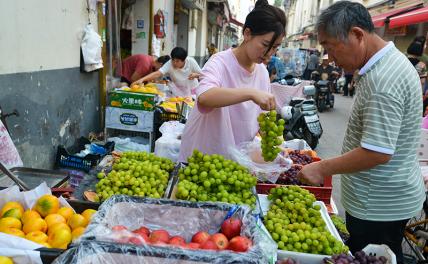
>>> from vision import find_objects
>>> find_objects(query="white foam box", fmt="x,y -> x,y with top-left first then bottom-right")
362,244 -> 396,264
258,194 -> 343,264
105,106 -> 154,133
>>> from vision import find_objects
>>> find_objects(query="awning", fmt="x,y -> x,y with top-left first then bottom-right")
389,6 -> 428,28
371,5 -> 421,28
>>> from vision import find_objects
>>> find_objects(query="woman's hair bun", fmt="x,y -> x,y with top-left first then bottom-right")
255,0 -> 269,9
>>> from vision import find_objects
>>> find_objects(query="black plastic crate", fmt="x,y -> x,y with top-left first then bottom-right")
55,137 -> 114,172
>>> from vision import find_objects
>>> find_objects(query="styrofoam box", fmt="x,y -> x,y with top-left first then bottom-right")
362,244 -> 396,264
258,194 -> 344,264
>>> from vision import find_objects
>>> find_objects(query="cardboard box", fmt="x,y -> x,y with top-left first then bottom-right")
105,107 -> 154,132
109,90 -> 157,111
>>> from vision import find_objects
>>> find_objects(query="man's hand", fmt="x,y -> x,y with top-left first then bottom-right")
131,78 -> 145,86
297,161 -> 327,186
188,73 -> 200,80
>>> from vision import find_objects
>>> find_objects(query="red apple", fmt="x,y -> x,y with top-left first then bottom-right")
200,240 -> 219,250
227,236 -> 252,252
133,226 -> 150,237
112,225 -> 128,232
150,229 -> 170,243
169,236 -> 186,247
210,233 -> 229,250
191,231 -> 210,244
221,218 -> 242,240
186,242 -> 200,249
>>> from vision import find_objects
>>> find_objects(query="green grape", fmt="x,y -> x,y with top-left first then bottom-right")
258,110 -> 285,162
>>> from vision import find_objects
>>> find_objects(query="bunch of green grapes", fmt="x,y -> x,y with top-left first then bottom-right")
330,215 -> 350,241
264,186 -> 348,255
175,149 -> 257,207
258,110 -> 285,161
95,151 -> 174,201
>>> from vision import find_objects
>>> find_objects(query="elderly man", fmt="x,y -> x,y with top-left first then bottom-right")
298,1 -> 425,262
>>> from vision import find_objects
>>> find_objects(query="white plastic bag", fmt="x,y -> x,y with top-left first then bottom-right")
0,120 -> 23,169
154,121 -> 185,162
281,139 -> 312,151
229,140 -> 292,183
107,137 -> 150,153
81,24 -> 103,72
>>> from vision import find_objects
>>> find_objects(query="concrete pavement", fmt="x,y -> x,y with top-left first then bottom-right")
315,94 -> 355,217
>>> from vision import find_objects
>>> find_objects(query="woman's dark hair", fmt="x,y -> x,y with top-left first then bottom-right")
243,0 -> 286,53
171,47 -> 187,61
408,41 -> 424,57
157,55 -> 170,64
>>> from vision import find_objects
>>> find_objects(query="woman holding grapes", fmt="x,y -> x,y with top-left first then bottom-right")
178,0 -> 286,162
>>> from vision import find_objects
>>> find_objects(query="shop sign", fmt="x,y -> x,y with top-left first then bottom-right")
386,25 -> 407,36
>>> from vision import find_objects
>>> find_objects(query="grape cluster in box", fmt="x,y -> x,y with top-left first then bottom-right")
95,151 -> 175,201
175,150 -> 258,208
264,186 -> 348,255
75,196 -> 277,263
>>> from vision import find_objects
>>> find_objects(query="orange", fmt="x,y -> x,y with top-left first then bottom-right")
25,231 -> 48,244
67,214 -> 87,230
0,227 -> 25,238
23,218 -> 47,234
48,222 -> 71,236
21,210 -> 41,224
38,242 -> 51,248
48,228 -> 71,249
44,214 -> 66,228
81,209 -> 96,222
33,195 -> 60,217
71,227 -> 85,241
0,217 -> 21,230
57,207 -> 74,221
1,201 -> 24,217
2,208 -> 22,220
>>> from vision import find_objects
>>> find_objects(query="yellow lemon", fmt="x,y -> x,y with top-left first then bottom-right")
48,228 -> 71,249
71,226 -> 85,241
1,208 -> 23,220
57,207 -> 74,221
22,210 -> 41,224
25,231 -> 48,244
1,202 -> 24,217
81,209 -> 96,222
44,214 -> 66,228
23,218 -> 47,234
47,222 -> 71,237
33,195 -> 60,217
0,256 -> 14,264
0,227 -> 25,238
67,214 -> 87,230
0,217 -> 21,230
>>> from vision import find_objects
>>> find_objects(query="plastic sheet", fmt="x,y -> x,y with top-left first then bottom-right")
154,121 -> 185,162
229,141 -> 292,183
70,195 -> 277,264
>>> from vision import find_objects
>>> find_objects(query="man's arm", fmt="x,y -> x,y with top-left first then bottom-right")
132,71 -> 163,85
298,147 -> 391,185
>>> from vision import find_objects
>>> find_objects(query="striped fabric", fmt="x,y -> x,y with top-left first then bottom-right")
341,45 -> 425,221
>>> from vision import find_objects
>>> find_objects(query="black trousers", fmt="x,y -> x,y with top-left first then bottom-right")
345,213 -> 408,264
343,74 -> 353,96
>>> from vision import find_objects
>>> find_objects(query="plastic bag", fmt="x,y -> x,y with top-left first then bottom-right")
0,120 -> 23,169
154,121 -> 185,162
281,139 -> 312,151
66,196 -> 277,264
81,24 -> 103,72
107,137 -> 150,153
229,141 -> 292,183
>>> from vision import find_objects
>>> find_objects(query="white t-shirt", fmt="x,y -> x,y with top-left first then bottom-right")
159,57 -> 202,96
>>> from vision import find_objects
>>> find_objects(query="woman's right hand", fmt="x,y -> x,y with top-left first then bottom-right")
250,90 -> 276,111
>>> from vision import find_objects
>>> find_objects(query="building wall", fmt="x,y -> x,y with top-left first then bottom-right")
132,0 -> 151,55
153,0 -> 176,55
0,0 -> 100,169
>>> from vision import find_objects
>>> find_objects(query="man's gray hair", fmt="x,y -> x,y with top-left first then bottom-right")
316,1 -> 375,41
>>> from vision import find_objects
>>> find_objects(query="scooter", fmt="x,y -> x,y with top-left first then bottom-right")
280,85 -> 323,149
311,72 -> 335,112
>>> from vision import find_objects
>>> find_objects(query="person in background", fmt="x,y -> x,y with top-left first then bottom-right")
282,51 -> 297,77
312,54 -> 335,81
343,71 -> 354,96
208,43 -> 218,58
303,50 -> 319,80
414,36 -> 428,65
133,47 -> 202,97
178,0 -> 285,162
119,54 -> 170,85
267,52 -> 285,81
297,2 -> 425,263
407,37 -> 425,66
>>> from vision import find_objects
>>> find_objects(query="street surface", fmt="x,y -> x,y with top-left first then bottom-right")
315,94 -> 355,217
